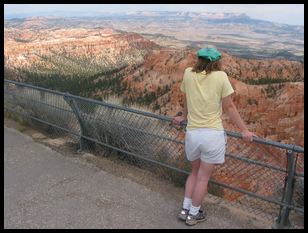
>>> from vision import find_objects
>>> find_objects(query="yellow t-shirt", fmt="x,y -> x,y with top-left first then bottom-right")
180,67 -> 234,131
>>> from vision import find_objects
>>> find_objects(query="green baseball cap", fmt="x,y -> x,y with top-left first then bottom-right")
197,47 -> 221,62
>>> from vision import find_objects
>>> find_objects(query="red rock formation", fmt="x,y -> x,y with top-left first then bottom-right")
4,28 -> 304,146
122,49 -> 303,147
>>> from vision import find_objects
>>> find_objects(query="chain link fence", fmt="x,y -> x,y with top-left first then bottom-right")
4,79 -> 304,228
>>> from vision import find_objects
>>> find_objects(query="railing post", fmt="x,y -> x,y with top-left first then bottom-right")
272,148 -> 296,229
63,94 -> 88,153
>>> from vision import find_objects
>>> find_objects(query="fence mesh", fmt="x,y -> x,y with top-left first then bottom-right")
4,80 -> 304,227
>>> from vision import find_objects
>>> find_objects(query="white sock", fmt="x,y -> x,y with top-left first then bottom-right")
182,197 -> 192,210
189,204 -> 201,216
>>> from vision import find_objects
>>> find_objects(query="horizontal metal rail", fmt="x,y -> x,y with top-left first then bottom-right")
4,106 -> 187,174
82,114 -> 184,145
225,131 -> 304,153
5,79 -> 304,153
226,153 -> 287,174
5,79 -> 172,122
5,90 -> 74,114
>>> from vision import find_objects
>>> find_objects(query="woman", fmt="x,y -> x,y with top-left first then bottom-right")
173,47 -> 255,226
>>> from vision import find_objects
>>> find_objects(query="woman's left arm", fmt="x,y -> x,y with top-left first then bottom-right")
222,94 -> 255,142
173,94 -> 187,125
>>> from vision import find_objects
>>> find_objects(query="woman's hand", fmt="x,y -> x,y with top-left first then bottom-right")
241,130 -> 256,142
172,116 -> 185,125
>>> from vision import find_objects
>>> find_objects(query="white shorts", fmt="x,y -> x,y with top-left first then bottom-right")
185,128 -> 227,164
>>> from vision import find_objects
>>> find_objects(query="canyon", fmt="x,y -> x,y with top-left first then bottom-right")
4,16 -> 304,148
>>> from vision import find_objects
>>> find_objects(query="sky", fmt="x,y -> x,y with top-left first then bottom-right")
4,4 -> 304,26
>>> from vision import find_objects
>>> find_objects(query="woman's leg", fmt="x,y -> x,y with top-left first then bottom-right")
191,161 -> 215,207
184,158 -> 201,199
179,158 -> 201,219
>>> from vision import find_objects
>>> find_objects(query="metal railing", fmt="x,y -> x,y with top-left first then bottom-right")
4,79 -> 304,228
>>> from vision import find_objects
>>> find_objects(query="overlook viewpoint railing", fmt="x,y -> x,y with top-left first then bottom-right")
4,79 -> 304,229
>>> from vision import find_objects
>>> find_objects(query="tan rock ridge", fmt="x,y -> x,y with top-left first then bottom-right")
4,28 -> 160,75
